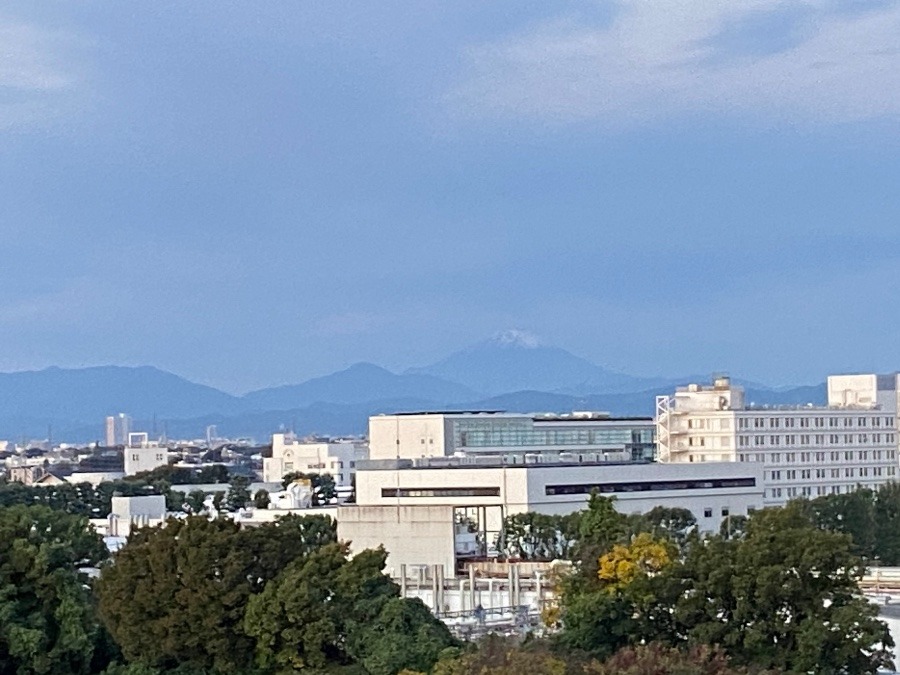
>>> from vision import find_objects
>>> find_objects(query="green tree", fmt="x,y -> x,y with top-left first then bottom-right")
499,512 -> 580,561
252,489 -> 270,509
674,505 -> 893,674
95,514 -> 336,673
570,494 -> 628,583
225,475 -> 251,512
185,489 -> 206,514
641,506 -> 697,546
96,517 -> 255,673
807,488 -> 877,559
875,482 -> 900,564
244,544 -> 455,673
0,505 -> 110,675
239,514 -> 337,589
196,464 -> 230,484
349,597 -> 457,675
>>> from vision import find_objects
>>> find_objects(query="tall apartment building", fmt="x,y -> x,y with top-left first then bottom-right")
262,433 -> 368,487
656,375 -> 899,506
105,413 -> 132,447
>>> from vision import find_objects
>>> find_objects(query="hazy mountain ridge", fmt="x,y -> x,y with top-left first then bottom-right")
0,337 -> 828,442
407,332 -> 670,395
242,363 -> 478,411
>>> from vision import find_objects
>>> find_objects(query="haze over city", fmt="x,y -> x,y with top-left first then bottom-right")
4,1 -> 900,393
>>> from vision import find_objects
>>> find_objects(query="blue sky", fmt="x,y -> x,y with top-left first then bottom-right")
2,1 -> 900,393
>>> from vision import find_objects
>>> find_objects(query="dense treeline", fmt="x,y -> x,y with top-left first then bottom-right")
2,487 -> 897,674
799,482 -> 900,564
0,465 -> 250,519
0,508 -> 457,674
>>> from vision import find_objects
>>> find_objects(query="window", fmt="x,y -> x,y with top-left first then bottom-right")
721,507 -> 730,517
544,477 -> 757,496
382,487 -> 501,498
704,508 -> 713,518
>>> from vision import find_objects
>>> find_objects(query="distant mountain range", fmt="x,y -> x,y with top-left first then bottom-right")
0,332 -> 828,442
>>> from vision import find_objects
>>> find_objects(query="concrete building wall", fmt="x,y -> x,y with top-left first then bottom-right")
124,444 -> 168,477
355,461 -> 764,536
369,414 -> 450,460
108,495 -> 167,537
337,505 -> 458,576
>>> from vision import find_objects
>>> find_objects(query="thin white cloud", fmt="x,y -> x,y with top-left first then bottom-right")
449,0 -> 900,127
0,17 -> 87,129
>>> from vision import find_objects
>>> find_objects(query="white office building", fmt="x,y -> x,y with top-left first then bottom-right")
262,433 -> 368,487
656,375 -> 899,506
339,456 -> 763,576
368,411 -> 655,462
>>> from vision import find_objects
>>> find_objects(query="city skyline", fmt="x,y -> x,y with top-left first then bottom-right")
2,2 -> 900,392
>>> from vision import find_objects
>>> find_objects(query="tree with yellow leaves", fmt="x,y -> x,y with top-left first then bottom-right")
597,532 -> 673,590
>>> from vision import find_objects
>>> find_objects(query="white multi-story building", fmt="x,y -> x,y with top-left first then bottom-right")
262,433 -> 368,487
369,411 -> 655,462
656,375 -> 899,506
124,433 -> 168,477
339,456 -> 763,576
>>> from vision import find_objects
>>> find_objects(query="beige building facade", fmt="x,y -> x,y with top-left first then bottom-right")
656,375 -> 899,506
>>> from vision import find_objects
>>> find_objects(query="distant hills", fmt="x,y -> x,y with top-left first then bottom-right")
0,333 -> 828,442
406,330 -> 670,395
242,362 -> 478,410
